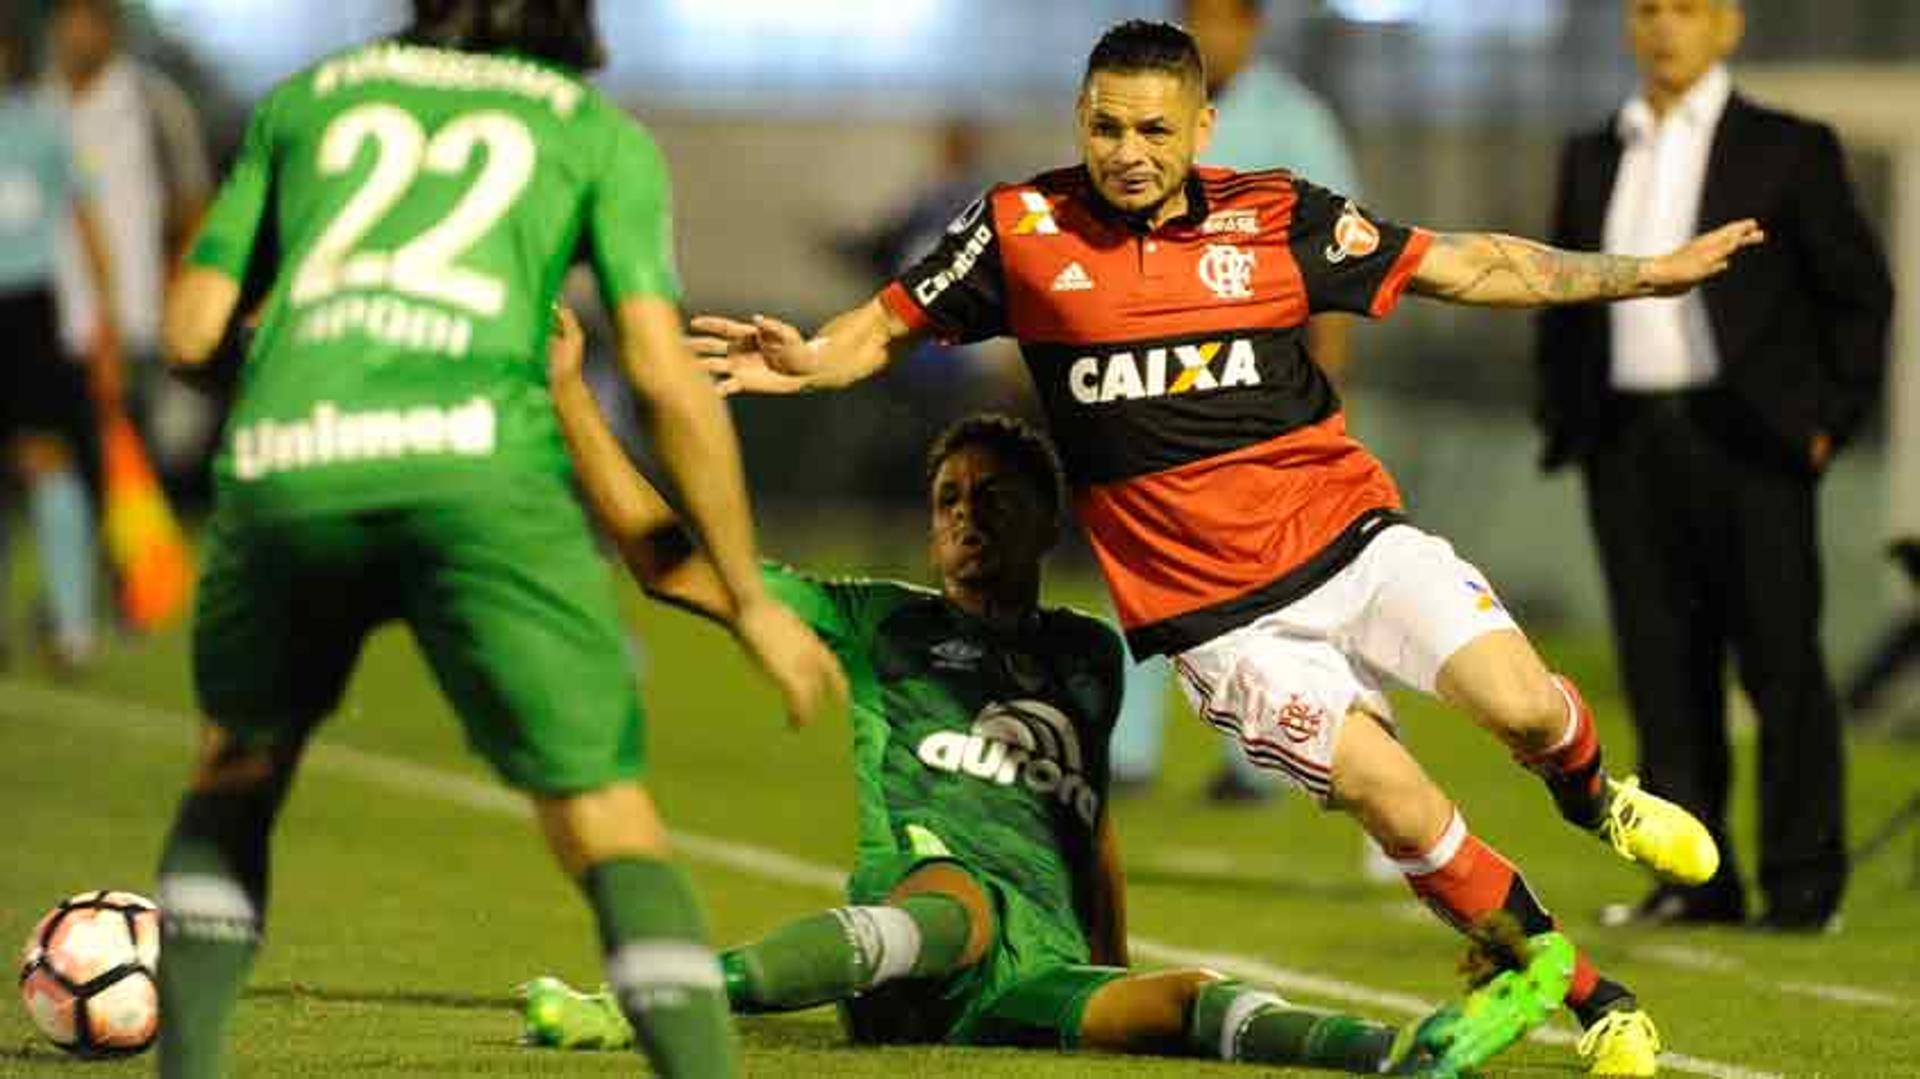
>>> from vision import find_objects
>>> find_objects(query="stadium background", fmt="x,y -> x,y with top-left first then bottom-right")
4,1 -> 1919,1076
80,0 -> 1916,657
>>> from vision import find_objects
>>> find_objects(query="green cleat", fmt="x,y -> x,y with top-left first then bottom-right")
518,975 -> 634,1051
1386,931 -> 1577,1078
1383,1003 -> 1468,1076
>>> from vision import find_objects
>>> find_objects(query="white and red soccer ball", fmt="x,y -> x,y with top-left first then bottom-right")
18,890 -> 161,1057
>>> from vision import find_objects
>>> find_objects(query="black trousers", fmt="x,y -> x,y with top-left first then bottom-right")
1581,389 -> 1846,918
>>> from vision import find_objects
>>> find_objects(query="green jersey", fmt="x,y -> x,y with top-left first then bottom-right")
188,41 -> 680,515
762,564 -> 1125,965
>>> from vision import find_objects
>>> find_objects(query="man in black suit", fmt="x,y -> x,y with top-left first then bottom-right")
1536,0 -> 1893,932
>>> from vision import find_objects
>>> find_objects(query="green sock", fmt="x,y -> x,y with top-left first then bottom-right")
720,893 -> 972,1013
1189,980 -> 1397,1073
581,858 -> 737,1079
155,789 -> 278,1079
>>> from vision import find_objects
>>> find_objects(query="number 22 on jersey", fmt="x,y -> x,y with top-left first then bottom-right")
291,103 -> 533,318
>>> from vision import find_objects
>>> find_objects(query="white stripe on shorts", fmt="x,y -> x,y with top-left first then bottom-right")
1178,659 -> 1333,796
1203,714 -> 1333,796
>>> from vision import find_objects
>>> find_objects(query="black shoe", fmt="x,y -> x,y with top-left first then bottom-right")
1891,538 -> 1920,585
1598,883 -> 1745,928
1754,907 -> 1842,934
1755,885 -> 1843,934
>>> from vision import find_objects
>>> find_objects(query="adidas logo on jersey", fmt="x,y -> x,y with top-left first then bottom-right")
1067,338 -> 1261,405
915,700 -> 1100,825
1050,262 -> 1094,292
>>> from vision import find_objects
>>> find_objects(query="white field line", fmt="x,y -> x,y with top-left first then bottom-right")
1631,944 -> 1745,974
1632,945 -> 1910,1010
1774,981 -> 1909,1009
4,678 -> 1781,1079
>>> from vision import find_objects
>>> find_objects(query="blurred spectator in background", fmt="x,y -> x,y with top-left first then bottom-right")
1108,0 -> 1364,804
845,119 -> 992,283
45,0 -> 214,505
1535,0 -> 1893,932
833,118 -> 1019,512
0,10 -> 117,672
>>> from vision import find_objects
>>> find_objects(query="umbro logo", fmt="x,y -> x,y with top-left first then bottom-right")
931,638 -> 983,670
1050,261 -> 1094,292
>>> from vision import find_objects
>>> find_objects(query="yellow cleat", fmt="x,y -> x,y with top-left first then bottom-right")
1577,1008 -> 1661,1077
1598,776 -> 1719,886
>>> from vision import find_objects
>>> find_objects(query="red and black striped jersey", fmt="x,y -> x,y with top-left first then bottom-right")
881,165 -> 1432,656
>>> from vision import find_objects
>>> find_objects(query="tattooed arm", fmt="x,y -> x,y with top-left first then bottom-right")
1409,219 -> 1765,308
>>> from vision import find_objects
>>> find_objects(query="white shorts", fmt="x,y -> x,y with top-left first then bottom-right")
1171,525 -> 1521,802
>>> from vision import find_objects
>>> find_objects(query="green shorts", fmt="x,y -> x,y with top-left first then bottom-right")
838,848 -> 1126,1049
192,480 -> 643,794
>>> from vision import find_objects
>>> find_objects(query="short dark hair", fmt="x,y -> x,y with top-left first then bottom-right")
926,413 -> 1066,526
1083,19 -> 1206,93
405,0 -> 605,72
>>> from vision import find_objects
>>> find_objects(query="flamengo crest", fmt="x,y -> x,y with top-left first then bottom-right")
1198,244 -> 1257,300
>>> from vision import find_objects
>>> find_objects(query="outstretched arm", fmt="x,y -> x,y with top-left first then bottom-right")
1084,812 -> 1129,968
163,265 -> 239,370
613,296 -> 767,596
72,203 -> 121,402
1409,219 -> 1765,308
612,296 -> 849,726
689,294 -> 925,396
547,307 -> 731,623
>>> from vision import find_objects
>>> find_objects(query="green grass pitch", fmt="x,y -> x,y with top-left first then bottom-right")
4,569 -> 1918,1076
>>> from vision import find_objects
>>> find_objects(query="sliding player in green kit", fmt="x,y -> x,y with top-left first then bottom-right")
517,310 -> 1573,1077
153,4 -> 845,1078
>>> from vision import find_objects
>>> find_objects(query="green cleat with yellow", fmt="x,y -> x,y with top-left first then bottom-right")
518,976 -> 633,1051
1386,930 -> 1577,1078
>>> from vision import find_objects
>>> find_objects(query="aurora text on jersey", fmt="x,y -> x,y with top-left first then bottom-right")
761,564 -> 1124,979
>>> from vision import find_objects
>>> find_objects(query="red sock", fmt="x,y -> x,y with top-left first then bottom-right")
1394,812 -> 1511,932
1570,951 -> 1601,1008
1538,675 -> 1601,776
1394,810 -> 1610,1012
1524,676 -> 1608,828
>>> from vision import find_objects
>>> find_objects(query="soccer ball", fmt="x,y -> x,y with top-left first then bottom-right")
18,890 -> 161,1057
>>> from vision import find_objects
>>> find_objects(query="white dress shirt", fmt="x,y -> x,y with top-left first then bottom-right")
1603,64 -> 1732,392
47,59 -> 210,356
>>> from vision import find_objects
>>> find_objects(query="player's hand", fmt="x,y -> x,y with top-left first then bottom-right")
548,304 -> 586,385
1644,219 -> 1765,296
688,314 -> 818,396
731,596 -> 849,729
1810,431 -> 1833,473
